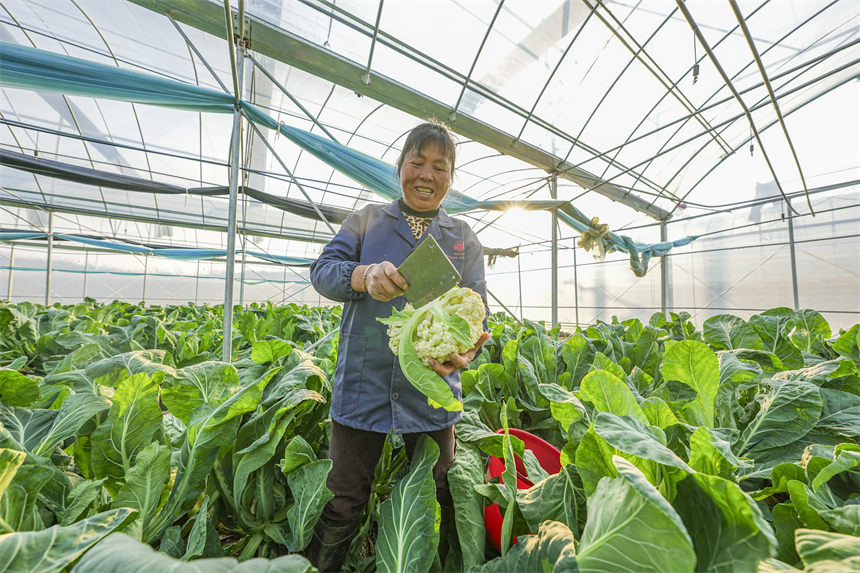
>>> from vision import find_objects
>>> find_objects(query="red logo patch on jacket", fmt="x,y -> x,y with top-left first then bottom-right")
453,241 -> 465,251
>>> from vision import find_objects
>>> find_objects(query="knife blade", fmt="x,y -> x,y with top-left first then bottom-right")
397,235 -> 461,308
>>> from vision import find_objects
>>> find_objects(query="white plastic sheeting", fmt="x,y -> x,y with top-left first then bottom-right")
0,0 -> 857,329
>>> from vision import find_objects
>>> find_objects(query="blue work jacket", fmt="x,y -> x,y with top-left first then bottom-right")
310,199 -> 487,434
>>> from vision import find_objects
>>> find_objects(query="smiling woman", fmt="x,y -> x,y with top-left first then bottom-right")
397,121 -> 458,213
307,119 -> 489,572
400,143 -> 452,212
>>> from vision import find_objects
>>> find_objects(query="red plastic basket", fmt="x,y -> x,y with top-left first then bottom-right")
483,428 -> 562,552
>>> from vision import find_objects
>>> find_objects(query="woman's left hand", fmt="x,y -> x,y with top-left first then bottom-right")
427,332 -> 490,376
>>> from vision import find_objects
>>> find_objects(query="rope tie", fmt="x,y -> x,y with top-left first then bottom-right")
577,217 -> 612,260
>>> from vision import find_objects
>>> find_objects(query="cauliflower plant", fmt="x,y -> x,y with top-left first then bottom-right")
377,286 -> 486,411
385,287 -> 485,365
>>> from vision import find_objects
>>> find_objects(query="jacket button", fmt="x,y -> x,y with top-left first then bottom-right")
392,392 -> 399,400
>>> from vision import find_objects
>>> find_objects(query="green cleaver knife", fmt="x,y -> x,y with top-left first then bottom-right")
397,235 -> 461,308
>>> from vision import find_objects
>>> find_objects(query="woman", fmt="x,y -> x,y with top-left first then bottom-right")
307,120 -> 489,571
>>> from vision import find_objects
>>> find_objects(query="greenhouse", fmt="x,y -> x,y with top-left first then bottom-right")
0,0 -> 858,572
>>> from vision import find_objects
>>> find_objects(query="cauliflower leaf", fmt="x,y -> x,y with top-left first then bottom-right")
378,287 -> 486,412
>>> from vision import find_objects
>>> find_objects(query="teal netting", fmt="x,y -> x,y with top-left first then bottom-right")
0,266 -> 309,286
0,41 -> 696,276
0,232 -> 314,266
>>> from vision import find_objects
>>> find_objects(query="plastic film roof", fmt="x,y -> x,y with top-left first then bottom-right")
0,0 -> 858,261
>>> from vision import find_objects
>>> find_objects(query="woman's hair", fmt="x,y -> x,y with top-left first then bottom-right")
395,119 -> 458,177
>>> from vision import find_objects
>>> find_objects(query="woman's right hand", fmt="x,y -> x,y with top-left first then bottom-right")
358,261 -> 409,302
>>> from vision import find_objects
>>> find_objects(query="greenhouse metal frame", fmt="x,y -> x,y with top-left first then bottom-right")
1,0 -> 858,351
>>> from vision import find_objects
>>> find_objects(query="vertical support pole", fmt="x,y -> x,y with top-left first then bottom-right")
572,238 -> 579,327
550,174 -> 558,327
239,234 -> 247,307
223,43 -> 244,363
142,256 -> 149,304
83,250 -> 89,301
7,245 -> 14,301
195,260 -> 201,305
517,247 -> 523,321
660,220 -> 668,316
46,212 -> 54,306
361,0 -> 385,84
787,202 -> 800,310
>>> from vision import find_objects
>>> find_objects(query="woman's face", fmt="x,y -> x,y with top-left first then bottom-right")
399,142 -> 451,212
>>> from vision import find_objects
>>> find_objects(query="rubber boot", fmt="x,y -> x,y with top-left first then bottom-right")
304,515 -> 361,573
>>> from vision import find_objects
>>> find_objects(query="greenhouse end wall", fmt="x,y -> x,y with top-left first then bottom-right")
1,190 -> 857,333
481,187 -> 859,333
0,244 -> 321,308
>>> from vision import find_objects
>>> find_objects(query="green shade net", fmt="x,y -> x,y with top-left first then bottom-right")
0,148 -> 353,225
0,232 -> 45,241
0,41 -> 696,276
0,266 -> 308,285
0,231 -> 313,266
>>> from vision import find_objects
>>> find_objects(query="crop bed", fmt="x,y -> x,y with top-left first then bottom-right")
0,300 -> 857,572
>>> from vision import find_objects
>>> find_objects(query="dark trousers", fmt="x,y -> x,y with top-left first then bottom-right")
322,419 -> 456,522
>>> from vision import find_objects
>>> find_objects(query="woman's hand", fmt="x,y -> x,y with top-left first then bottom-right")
427,331 -> 490,376
359,261 -> 409,302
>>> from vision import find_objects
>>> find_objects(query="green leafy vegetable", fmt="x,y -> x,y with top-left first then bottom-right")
448,441 -> 486,571
467,520 -> 577,573
0,509 -> 136,573
69,532 -> 315,573
284,460 -> 333,552
376,435 -> 440,573
578,370 -> 647,423
576,456 -> 695,573
111,442 -> 170,534
662,340 -> 720,428
672,472 -> 777,573
91,373 -> 163,490
794,529 -> 860,570
517,465 -> 586,540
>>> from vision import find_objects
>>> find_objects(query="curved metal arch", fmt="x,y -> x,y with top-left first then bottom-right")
665,73 -> 859,220
593,0 -> 732,154
293,0 -> 665,197
449,0 -> 506,121
566,34 -> 859,185
462,168 -> 550,200
559,36 -> 860,216
513,2 -> 598,148
246,53 -> 339,141
560,3 -> 676,201
0,203 -> 51,234
565,1 -> 772,203
0,110 -> 29,161
729,0 -> 812,213
70,0 -> 163,237
274,81 -> 337,236
633,0 -> 840,214
131,0 -> 669,217
456,150 -> 505,171
550,54 -> 860,215
334,102 -> 385,213
657,11 -> 859,214
474,176 -> 551,204
167,11 -> 224,244
458,162 -> 549,199
0,6 -> 42,169
0,3 -> 91,214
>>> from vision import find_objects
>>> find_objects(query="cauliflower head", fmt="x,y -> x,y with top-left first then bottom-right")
382,286 -> 485,367
377,286 -> 486,412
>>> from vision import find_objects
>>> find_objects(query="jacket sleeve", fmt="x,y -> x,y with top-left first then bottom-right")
310,211 -> 365,303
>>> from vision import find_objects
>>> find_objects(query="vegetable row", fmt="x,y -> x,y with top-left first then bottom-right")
0,301 -> 857,573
